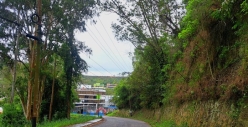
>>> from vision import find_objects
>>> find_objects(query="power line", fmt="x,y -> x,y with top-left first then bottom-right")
97,17 -> 132,69
86,59 -> 112,75
88,64 -> 108,76
85,25 -> 126,72
84,54 -> 113,76
82,52 -> 114,76
92,21 -> 129,71
89,57 -> 114,76
88,71 -> 97,76
83,71 -> 98,76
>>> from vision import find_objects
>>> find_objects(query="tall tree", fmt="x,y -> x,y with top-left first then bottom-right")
100,0 -> 184,48
55,0 -> 97,119
100,0 -> 185,109
0,0 -> 97,123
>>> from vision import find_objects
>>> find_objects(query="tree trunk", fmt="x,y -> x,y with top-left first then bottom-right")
10,9 -> 20,103
49,57 -> 56,121
26,42 -> 35,120
66,29 -> 74,119
66,67 -> 72,119
31,1 -> 42,126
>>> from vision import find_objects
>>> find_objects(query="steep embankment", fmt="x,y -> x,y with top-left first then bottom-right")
163,0 -> 248,126
172,0 -> 244,102
113,1 -> 248,127
115,101 -> 248,127
114,1 -> 248,126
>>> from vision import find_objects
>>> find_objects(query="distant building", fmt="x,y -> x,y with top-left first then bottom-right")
73,88 -> 106,114
73,87 -> 117,114
75,89 -> 105,106
77,84 -> 92,89
106,83 -> 117,89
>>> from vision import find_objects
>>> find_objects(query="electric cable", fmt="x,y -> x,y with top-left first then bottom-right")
97,17 -> 132,69
85,25 -> 126,72
89,57 -> 114,76
92,22 -> 129,71
82,52 -> 115,76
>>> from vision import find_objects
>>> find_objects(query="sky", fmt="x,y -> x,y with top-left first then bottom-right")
75,12 -> 135,77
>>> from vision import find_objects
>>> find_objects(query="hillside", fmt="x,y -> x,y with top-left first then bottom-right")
110,0 -> 248,126
81,75 -> 125,85
172,0 -> 245,103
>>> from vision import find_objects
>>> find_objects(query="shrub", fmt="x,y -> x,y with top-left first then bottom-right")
0,103 -> 28,127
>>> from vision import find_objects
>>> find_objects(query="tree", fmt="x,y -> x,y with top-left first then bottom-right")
100,0 -> 184,48
54,0 -> 97,119
100,0 -> 185,109
113,80 -> 130,109
0,66 -> 12,98
0,0 -> 98,123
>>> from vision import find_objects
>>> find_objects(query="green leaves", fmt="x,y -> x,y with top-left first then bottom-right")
0,99 -> 28,126
96,94 -> 101,100
178,19 -> 199,39
241,0 -> 248,14
113,80 -> 130,109
178,0 -> 213,39
103,0 -> 183,49
0,0 -> 98,121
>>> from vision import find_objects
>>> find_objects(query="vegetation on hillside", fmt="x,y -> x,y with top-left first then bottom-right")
2,0 -> 248,126
81,75 -> 124,85
0,0 -> 98,126
101,0 -> 185,110
108,0 -> 248,125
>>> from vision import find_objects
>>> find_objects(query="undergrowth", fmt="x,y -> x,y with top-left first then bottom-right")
111,109 -> 189,127
37,114 -> 95,127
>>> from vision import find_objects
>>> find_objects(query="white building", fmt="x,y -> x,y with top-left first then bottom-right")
104,95 -> 114,107
73,84 -> 117,114
77,84 -> 92,90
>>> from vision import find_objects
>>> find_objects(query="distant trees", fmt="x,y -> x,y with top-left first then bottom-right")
81,76 -> 124,85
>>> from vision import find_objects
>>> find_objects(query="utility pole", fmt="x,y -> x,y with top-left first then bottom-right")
31,0 -> 42,126
0,2 -> 42,126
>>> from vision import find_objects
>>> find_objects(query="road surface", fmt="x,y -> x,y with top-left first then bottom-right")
93,116 -> 151,127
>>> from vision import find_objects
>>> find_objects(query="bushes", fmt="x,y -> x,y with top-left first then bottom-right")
37,114 -> 95,127
0,103 -> 28,127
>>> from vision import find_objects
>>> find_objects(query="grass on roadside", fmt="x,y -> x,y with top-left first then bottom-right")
106,110 -> 119,116
37,114 -> 96,127
109,110 -> 189,127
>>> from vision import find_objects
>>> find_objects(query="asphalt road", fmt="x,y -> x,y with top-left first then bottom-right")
93,116 -> 151,127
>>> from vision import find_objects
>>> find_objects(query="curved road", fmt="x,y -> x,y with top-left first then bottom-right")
93,116 -> 151,127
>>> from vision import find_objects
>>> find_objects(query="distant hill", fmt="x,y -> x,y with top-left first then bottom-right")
81,75 -> 125,86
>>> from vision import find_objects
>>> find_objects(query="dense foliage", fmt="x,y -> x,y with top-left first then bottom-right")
104,0 -> 185,110
2,0 -> 248,126
111,1 -> 248,121
0,0 -> 98,126
0,98 -> 28,127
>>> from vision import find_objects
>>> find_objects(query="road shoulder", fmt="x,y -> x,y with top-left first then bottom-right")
67,118 -> 104,127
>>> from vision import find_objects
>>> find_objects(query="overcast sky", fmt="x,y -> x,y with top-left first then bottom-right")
75,12 -> 135,77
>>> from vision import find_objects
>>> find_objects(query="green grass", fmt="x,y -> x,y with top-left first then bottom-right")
109,110 -> 189,127
106,110 -> 118,116
37,114 -> 96,127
